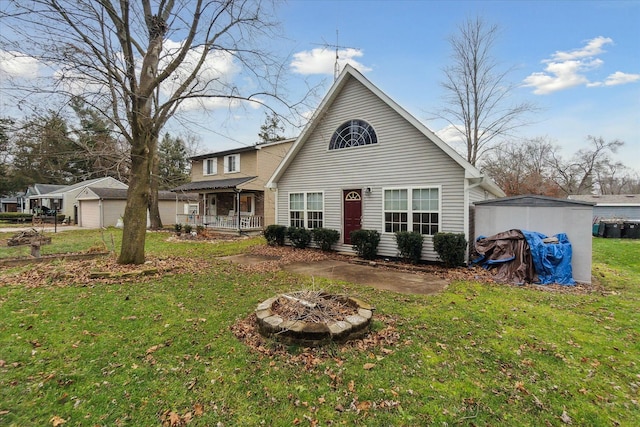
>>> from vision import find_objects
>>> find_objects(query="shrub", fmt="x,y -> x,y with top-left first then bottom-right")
196,225 -> 205,235
287,227 -> 312,249
0,212 -> 32,222
264,224 -> 287,246
433,232 -> 467,267
183,224 -> 193,234
395,231 -> 424,264
174,223 -> 183,234
312,228 -> 340,251
350,229 -> 380,260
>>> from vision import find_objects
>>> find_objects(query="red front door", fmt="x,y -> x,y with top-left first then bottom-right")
343,190 -> 362,244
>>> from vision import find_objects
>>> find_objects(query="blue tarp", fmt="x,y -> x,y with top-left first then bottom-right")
520,231 -> 575,285
473,229 -> 575,285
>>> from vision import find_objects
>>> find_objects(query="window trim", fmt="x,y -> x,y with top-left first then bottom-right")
382,186 -> 441,235
203,157 -> 217,176
224,154 -> 240,174
288,191 -> 324,229
329,119 -> 378,150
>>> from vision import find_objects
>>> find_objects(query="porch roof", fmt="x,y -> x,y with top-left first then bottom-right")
172,177 -> 256,192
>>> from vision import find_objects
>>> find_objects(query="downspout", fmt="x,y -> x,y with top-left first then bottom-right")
463,176 -> 485,265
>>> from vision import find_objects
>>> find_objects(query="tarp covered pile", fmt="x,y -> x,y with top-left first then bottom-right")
472,229 -> 575,285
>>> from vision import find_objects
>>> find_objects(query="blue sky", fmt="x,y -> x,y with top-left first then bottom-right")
210,0 -> 640,171
1,0 -> 638,173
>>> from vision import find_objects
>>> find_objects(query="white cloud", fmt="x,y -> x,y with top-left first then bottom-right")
522,36 -> 638,95
550,36 -> 612,61
290,48 -> 372,75
0,50 -> 41,79
159,40 -> 242,111
603,71 -> 640,86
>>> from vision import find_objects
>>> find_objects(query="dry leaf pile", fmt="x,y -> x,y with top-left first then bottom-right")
271,290 -> 358,323
0,255 -> 208,288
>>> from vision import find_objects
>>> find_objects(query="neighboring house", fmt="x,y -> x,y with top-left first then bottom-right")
267,65 -> 505,262
76,187 -> 197,228
1,193 -> 24,212
173,139 -> 294,231
24,183 -> 65,212
28,177 -> 128,223
568,194 -> 640,221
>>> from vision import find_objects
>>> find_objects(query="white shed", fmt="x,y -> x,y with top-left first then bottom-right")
474,195 -> 594,284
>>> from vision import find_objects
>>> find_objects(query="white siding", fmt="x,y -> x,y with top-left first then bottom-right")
276,76 -> 467,261
159,200 -> 180,226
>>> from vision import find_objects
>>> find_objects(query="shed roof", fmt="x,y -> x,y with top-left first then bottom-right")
474,194 -> 594,207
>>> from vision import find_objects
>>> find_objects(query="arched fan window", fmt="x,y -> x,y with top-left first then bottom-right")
329,120 -> 377,150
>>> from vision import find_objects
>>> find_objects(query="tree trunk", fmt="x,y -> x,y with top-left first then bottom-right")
148,135 -> 163,229
118,140 -> 150,265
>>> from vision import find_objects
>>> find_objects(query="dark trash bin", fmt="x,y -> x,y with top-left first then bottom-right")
597,221 -> 606,237
592,223 -> 600,236
604,222 -> 622,238
622,222 -> 640,239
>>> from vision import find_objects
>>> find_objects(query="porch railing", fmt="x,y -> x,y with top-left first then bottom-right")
176,214 -> 263,231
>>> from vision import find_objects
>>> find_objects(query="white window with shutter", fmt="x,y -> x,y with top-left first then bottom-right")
224,154 -> 240,173
203,158 -> 217,175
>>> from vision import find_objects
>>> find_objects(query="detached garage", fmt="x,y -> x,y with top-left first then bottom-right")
474,195 -> 594,284
77,187 -> 194,228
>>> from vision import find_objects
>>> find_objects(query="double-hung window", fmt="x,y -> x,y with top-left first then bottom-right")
384,187 -> 440,235
289,192 -> 323,228
203,158 -> 217,175
224,154 -> 240,173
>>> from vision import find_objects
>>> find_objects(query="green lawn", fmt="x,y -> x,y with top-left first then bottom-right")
0,230 -> 638,426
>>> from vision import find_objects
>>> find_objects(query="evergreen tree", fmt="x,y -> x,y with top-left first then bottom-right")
258,112 -> 286,144
158,133 -> 190,190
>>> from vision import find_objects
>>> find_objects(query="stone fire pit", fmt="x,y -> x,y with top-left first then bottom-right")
255,290 -> 373,346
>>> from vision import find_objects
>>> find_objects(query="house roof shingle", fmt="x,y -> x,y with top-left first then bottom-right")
80,187 -> 195,201
568,194 -> 640,206
172,177 -> 256,192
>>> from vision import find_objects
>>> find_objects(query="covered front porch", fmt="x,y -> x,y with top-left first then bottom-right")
173,177 -> 264,232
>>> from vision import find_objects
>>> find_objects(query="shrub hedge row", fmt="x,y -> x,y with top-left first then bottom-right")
264,225 -> 468,268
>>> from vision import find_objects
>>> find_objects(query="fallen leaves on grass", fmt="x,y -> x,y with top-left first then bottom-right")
231,313 -> 402,368
0,256 -> 212,288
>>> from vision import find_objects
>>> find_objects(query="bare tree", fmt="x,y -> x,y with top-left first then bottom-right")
550,135 -> 624,195
438,16 -> 537,166
480,137 -> 563,197
1,0 -> 298,264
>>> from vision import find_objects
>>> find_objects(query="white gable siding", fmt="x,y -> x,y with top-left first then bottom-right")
276,76 -> 467,261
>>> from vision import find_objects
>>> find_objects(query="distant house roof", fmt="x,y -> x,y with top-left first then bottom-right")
568,194 -> 640,206
77,187 -> 195,201
189,138 -> 295,161
27,184 -> 66,196
172,177 -> 256,192
475,194 -> 594,207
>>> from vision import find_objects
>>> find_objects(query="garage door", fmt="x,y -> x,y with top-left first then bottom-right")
79,200 -> 101,228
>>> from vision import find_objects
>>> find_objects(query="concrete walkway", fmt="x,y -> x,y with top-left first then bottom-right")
224,254 -> 448,295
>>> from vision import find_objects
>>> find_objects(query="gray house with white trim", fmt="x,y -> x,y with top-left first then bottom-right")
568,194 -> 640,221
267,65 -> 505,262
